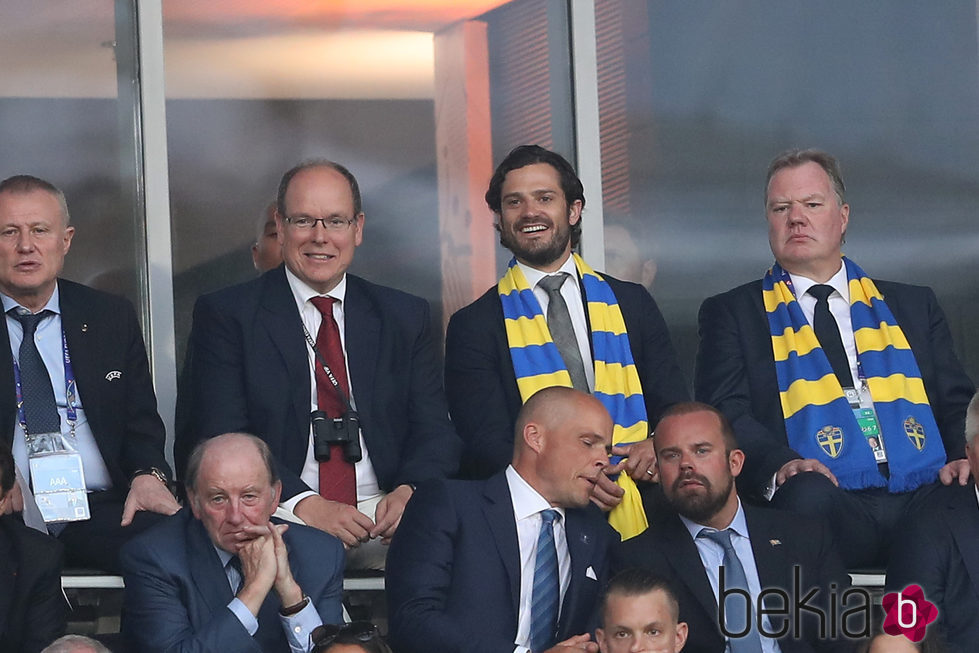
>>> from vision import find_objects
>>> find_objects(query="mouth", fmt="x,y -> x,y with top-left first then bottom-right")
675,472 -> 707,492
14,260 -> 41,271
304,252 -> 336,261
517,220 -> 550,235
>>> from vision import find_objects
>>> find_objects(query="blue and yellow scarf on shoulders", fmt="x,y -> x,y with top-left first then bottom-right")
763,257 -> 945,492
498,254 -> 648,539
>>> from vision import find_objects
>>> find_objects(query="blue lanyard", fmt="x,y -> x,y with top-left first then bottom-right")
12,326 -> 78,437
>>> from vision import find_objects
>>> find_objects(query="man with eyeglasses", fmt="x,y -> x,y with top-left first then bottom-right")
179,160 -> 459,569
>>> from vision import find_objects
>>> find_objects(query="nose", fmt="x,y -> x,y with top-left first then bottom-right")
310,221 -> 330,242
226,499 -> 244,525
15,231 -> 35,252
787,201 -> 806,224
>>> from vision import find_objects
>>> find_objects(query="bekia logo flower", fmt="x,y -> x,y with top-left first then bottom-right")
881,585 -> 937,642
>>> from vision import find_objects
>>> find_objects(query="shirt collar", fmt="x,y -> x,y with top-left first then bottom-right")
1,283 -> 61,316
505,465 -> 565,522
789,261 -> 849,303
679,497 -> 749,541
214,545 -> 233,567
516,253 -> 578,292
284,266 -> 347,310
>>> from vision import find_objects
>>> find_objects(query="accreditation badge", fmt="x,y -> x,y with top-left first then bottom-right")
29,450 -> 91,523
845,384 -> 886,463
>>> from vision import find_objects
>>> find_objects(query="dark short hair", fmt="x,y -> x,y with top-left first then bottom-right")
0,439 -> 14,496
485,145 -> 584,248
184,433 -> 279,494
602,568 -> 680,624
277,159 -> 363,218
765,148 -> 846,207
312,622 -> 392,653
654,401 -> 738,452
0,174 -> 70,224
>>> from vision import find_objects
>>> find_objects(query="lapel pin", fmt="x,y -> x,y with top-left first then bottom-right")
769,539 -> 782,547
105,370 -> 122,381
81,323 -> 88,332
580,534 -> 591,545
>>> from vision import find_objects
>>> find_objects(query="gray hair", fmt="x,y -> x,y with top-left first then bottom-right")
765,149 -> 846,207
41,634 -> 112,653
0,174 -> 71,225
966,390 -> 979,445
184,433 -> 279,494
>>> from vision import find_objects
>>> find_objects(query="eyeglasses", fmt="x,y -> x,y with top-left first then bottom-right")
311,621 -> 381,651
284,215 -> 358,231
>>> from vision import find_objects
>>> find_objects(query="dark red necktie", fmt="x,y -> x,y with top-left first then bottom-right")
309,296 -> 357,505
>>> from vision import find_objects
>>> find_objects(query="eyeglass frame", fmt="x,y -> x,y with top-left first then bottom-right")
311,621 -> 383,652
282,214 -> 360,231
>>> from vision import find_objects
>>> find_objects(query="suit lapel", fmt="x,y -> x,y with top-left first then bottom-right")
186,514 -> 236,614
59,281 -> 105,435
0,314 -> 15,442
946,484 -> 979,593
559,507 -> 595,636
343,276 -> 379,420
259,270 -> 311,463
744,507 -> 792,596
482,473 -> 522,614
661,515 -> 720,625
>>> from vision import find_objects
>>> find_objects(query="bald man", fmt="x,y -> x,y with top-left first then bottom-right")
387,387 -> 618,653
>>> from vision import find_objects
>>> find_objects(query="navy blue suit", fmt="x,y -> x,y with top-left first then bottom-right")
386,473 -> 617,653
445,274 -> 687,478
0,515 -> 67,653
887,482 -> 979,653
120,508 -> 344,653
177,268 -> 459,500
615,505 -> 851,653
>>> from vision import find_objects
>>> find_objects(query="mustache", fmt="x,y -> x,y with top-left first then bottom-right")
672,470 -> 711,492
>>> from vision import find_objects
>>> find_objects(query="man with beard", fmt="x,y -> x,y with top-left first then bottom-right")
616,403 -> 851,653
445,145 -> 687,539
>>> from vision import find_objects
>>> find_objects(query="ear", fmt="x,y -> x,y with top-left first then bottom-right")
595,627 -> 607,653
568,199 -> 583,226
271,480 -> 282,507
675,621 -> 689,651
353,213 -> 365,247
839,202 -> 849,235
62,225 -> 75,256
187,490 -> 202,520
523,423 -> 545,455
275,211 -> 287,245
728,449 -> 745,478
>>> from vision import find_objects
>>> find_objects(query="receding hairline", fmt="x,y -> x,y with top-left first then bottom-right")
184,432 -> 278,494
0,176 -> 71,226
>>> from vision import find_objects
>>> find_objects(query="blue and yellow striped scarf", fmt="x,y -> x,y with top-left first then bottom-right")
499,254 -> 648,539
764,258 -> 945,492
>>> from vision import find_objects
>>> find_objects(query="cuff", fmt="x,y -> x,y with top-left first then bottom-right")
281,599 -> 323,653
227,598 -> 259,636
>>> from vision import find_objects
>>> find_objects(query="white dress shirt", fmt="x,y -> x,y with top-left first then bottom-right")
680,500 -> 782,653
506,465 -> 571,653
517,255 -> 596,391
788,262 -> 859,385
279,268 -> 382,511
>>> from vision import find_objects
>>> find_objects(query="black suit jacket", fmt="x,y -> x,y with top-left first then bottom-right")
1,279 -> 170,489
886,482 -> 979,653
695,279 -> 974,490
386,473 -> 617,653
121,508 -> 344,653
178,268 -> 459,499
0,515 -> 67,653
615,504 -> 851,653
445,272 -> 688,478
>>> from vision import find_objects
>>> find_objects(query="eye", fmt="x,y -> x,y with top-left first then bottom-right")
662,451 -> 679,461
505,198 -> 520,207
539,195 -> 552,203
645,628 -> 661,636
0,228 -> 16,237
210,495 -> 226,505
327,218 -> 347,229
771,206 -> 786,213
696,446 -> 710,455
806,202 -> 822,208
613,630 -> 631,639
292,216 -> 313,227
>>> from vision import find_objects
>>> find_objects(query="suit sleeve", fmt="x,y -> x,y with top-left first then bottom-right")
444,306 -> 520,479
121,539 -> 264,653
386,483 -> 517,653
118,299 -> 171,479
919,288 -> 974,461
695,294 -> 799,489
22,537 -> 67,653
390,300 -> 461,487
885,501 -> 949,625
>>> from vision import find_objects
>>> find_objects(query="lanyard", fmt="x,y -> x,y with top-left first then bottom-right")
300,322 -> 355,414
12,326 -> 77,438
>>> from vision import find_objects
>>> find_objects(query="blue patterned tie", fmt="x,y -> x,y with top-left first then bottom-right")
12,310 -> 61,435
530,509 -> 561,652
699,529 -> 764,653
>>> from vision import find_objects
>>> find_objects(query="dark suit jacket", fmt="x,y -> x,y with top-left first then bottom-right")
0,515 -> 67,653
120,508 -> 344,653
695,279 -> 974,490
386,473 -> 617,653
445,273 -> 688,478
615,504 -> 851,653
178,268 -> 459,500
886,482 -> 979,653
0,279 -> 171,489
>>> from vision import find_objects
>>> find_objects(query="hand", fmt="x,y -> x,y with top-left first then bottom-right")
2,480 -> 24,515
236,525 -> 278,616
776,458 -> 839,488
589,463 -> 626,512
268,521 -> 304,606
121,474 -> 180,526
544,634 -> 599,652
372,484 -> 413,543
294,494 -> 374,548
938,459 -> 971,486
612,439 -> 658,482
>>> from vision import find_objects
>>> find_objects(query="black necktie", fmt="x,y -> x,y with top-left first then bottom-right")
11,310 -> 61,435
226,555 -> 243,595
807,285 -> 854,387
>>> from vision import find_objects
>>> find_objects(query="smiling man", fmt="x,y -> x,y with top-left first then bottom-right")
695,148 -> 975,568
387,387 -> 618,653
179,160 -> 459,570
445,145 -> 687,540
616,403 -> 849,653
121,433 -> 344,653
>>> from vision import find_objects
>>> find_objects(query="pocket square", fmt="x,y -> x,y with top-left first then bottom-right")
585,566 -> 598,581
